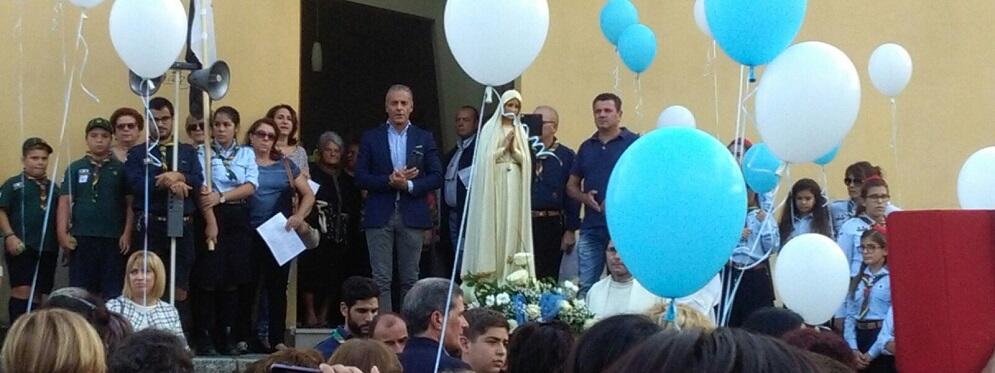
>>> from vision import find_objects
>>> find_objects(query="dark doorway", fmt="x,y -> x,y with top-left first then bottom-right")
300,0 -> 442,149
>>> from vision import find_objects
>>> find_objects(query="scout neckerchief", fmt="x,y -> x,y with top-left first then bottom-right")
534,141 -> 559,177
86,153 -> 112,203
24,173 -> 50,211
859,267 -> 888,319
156,136 -> 176,171
211,139 -> 239,182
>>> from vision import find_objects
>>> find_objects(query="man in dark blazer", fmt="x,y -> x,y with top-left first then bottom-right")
355,84 -> 443,312
441,105 -> 478,276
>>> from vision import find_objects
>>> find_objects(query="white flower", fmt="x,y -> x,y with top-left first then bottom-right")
506,269 -> 530,285
526,304 -> 541,319
496,293 -> 511,306
461,283 -> 478,305
563,281 -> 579,292
508,319 -> 519,331
572,299 -> 586,308
513,252 -> 532,267
559,299 -> 572,311
485,295 -> 496,307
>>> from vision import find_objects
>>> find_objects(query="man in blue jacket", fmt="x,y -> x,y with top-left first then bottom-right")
355,84 -> 443,312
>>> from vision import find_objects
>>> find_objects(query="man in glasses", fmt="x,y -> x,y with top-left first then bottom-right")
124,97 -> 203,343
56,118 -> 134,300
110,107 -> 145,163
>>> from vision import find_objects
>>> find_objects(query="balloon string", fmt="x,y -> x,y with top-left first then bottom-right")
634,76 -> 643,120
15,0 -> 25,142
710,41 -> 720,137
733,65 -> 745,160
53,1 -> 66,76
890,98 -> 901,202
76,12 -> 100,103
612,51 -> 621,94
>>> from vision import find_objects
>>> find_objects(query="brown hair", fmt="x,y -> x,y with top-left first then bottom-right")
848,228 -> 888,296
463,308 -> 510,341
111,107 -> 145,131
328,339 -> 402,373
1,308 -> 107,373
122,251 -> 167,301
266,104 -> 299,146
245,118 -> 284,161
781,328 -> 858,370
646,303 -> 715,331
246,348 -> 323,373
856,177 -> 890,215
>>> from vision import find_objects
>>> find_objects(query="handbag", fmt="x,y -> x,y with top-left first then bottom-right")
283,158 -> 320,249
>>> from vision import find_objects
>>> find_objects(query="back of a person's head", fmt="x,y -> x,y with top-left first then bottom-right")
566,314 -> 661,373
246,348 -> 323,373
1,308 -> 107,373
781,328 -> 857,370
803,351 -> 857,373
107,329 -> 192,373
607,328 -> 819,373
44,287 -> 134,355
741,307 -> 804,338
507,321 -> 574,373
646,303 -> 716,331
402,277 -> 462,335
328,339 -> 402,373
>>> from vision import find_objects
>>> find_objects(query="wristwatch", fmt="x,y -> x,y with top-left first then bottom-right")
218,191 -> 227,204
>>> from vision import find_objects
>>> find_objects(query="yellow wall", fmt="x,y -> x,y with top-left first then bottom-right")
522,1 -> 995,209
0,0 -> 300,178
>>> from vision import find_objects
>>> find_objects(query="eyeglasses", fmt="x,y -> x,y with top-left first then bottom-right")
865,193 -> 890,202
187,122 -> 204,131
116,123 -> 137,130
252,131 -> 277,141
860,243 -> 885,252
844,178 -> 863,185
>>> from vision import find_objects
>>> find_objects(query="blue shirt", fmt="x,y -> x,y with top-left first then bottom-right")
836,215 -> 874,276
444,135 -> 474,208
570,128 -> 638,229
730,208 -> 780,267
388,122 -> 410,171
830,199 -> 901,235
198,141 -> 259,193
313,325 -> 351,360
249,160 -> 299,227
845,265 -> 891,354
398,336 -> 470,373
875,307 -> 895,357
125,142 -> 204,216
532,142 -> 580,230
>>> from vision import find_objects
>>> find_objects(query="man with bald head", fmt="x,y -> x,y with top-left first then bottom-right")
530,105 -> 580,281
371,312 -> 408,354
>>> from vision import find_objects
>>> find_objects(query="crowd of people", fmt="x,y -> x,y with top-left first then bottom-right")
0,83 -> 914,372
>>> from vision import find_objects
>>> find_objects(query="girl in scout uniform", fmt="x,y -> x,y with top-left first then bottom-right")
844,227 -> 895,372
777,178 -> 834,245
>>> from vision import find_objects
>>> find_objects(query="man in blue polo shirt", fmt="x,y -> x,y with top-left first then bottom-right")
567,93 -> 638,297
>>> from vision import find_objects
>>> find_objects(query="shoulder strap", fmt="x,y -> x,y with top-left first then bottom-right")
282,158 -> 298,214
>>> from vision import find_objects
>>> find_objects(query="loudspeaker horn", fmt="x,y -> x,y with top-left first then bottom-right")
188,60 -> 230,101
129,71 -> 163,96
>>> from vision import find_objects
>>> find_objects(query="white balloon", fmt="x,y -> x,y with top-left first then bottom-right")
656,105 -> 697,128
69,0 -> 104,9
957,146 -> 995,209
773,233 -> 851,325
444,0 -> 549,86
868,43 -> 912,98
693,0 -> 712,38
756,41 -> 861,163
109,0 -> 187,80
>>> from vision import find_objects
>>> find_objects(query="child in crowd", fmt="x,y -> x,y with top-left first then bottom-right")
778,178 -> 833,245
0,138 -> 59,323
845,228 -> 894,372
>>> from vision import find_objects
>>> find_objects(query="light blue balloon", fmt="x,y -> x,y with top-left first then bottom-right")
742,143 -> 782,194
814,145 -> 840,166
606,128 -> 746,298
617,24 -> 656,74
599,0 -> 639,46
706,0 -> 807,66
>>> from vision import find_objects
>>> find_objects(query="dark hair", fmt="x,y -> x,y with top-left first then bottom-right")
244,348 -> 323,373
463,308 -> 509,342
606,328 -> 819,373
844,161 -> 883,183
856,177 -> 890,215
341,276 -> 380,309
459,105 -> 479,123
848,229 -> 888,296
741,307 -> 805,338
213,106 -> 241,127
592,93 -> 622,112
266,104 -> 299,146
43,287 -> 133,355
110,107 -> 144,131
779,178 -> 833,241
107,329 -> 193,373
781,328 -> 858,370
566,314 -> 661,373
244,118 -> 283,161
507,321 -> 574,373
148,97 -> 174,116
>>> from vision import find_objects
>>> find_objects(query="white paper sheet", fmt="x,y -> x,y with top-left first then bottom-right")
255,213 -> 305,266
308,179 -> 320,195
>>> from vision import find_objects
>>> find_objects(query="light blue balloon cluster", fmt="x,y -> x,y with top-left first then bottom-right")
742,143 -> 783,194
706,0 -> 807,67
600,0 -> 657,74
606,128 -> 746,298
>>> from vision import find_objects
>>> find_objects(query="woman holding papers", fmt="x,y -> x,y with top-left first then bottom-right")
241,118 -> 314,352
193,106 -> 258,355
